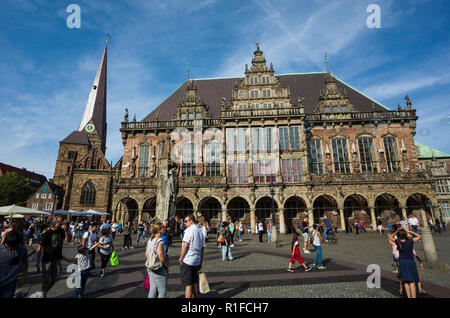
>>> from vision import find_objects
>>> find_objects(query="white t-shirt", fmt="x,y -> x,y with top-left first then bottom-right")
408,217 -> 419,226
312,230 -> 321,246
400,220 -> 408,229
258,223 -> 264,232
69,225 -> 75,233
182,225 -> 205,266
111,223 -> 118,232
83,231 -> 98,248
239,223 -> 243,232
99,236 -> 113,255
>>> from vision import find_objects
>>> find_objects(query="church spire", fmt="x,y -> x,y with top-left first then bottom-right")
78,44 -> 108,153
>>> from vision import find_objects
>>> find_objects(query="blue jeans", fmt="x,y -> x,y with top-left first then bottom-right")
323,227 -> 331,241
73,269 -> 89,298
267,231 -> 272,243
136,230 -> 145,244
147,267 -> 167,298
238,230 -> 243,241
314,245 -> 323,266
0,280 -> 17,298
221,245 -> 233,260
411,225 -> 419,234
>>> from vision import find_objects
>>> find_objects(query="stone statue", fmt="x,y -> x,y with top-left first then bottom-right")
124,108 -> 129,122
166,168 -> 178,219
405,95 -> 412,109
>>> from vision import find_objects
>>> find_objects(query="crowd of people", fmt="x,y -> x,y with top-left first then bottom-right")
1,211 -> 448,298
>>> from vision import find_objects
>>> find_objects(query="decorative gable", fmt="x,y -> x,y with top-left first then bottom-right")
230,44 -> 295,111
314,72 -> 356,113
76,144 -> 111,170
174,80 -> 210,120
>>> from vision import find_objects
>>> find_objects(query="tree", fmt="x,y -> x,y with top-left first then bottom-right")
0,172 -> 34,206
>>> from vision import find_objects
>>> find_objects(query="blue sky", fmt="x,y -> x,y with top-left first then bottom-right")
0,0 -> 449,178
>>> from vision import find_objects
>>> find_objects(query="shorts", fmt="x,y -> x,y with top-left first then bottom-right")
42,261 -> 62,283
180,262 -> 201,286
302,232 -> 309,242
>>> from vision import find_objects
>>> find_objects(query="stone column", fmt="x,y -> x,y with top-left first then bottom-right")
222,207 -> 227,222
419,208 -> 440,266
401,207 -> 408,221
138,210 -> 142,224
279,208 -> 286,234
370,207 -> 377,231
250,208 -> 256,235
339,208 -> 346,231
430,206 -> 436,220
307,208 -> 314,233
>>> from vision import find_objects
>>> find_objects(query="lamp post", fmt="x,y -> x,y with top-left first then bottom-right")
269,182 -> 279,247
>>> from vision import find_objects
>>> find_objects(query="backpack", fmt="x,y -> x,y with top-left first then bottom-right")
145,238 -> 163,271
110,251 -> 119,266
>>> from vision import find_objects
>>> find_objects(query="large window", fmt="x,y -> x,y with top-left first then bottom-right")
80,181 -> 96,206
226,128 -> 247,153
441,201 -> 450,218
281,158 -> 303,183
252,128 -> 274,152
358,138 -> 377,173
182,143 -> 196,177
205,142 -> 221,177
332,139 -> 351,173
437,180 -> 450,194
227,160 -> 248,184
254,160 -> 276,183
138,145 -> 149,177
307,139 -> 323,174
383,137 -> 400,172
279,127 -> 300,150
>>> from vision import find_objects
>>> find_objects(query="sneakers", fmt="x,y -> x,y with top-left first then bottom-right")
392,269 -> 398,274
418,289 -> 427,295
303,249 -> 311,254
287,268 -> 294,272
304,267 -> 312,272
317,266 -> 326,270
230,244 -> 234,248
100,272 -> 105,278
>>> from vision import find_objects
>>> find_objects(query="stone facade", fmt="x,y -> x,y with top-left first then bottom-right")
112,45 -> 440,233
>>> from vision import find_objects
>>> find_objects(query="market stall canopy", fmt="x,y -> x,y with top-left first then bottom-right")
0,205 -> 51,216
53,209 -> 86,216
79,209 -> 110,216
11,214 -> 24,218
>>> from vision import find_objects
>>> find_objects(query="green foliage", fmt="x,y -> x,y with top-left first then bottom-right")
0,172 -> 35,206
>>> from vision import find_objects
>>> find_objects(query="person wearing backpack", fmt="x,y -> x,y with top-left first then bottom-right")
145,223 -> 168,298
219,222 -> 233,261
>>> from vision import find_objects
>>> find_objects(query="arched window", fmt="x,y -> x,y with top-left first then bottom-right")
80,181 -> 96,206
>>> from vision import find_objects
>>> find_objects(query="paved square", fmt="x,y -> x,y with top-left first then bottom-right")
21,230 -> 450,298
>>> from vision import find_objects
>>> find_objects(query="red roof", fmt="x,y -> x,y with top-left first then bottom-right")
143,73 -> 388,121
0,162 -> 47,185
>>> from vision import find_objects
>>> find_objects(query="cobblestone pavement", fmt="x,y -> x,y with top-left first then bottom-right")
20,230 -> 450,298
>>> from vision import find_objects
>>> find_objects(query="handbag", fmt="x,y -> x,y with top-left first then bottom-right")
145,238 -> 163,271
217,234 -> 225,244
110,251 -> 119,267
199,273 -> 210,294
143,273 -> 150,291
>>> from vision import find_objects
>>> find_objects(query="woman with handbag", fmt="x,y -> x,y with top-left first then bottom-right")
145,223 -> 168,298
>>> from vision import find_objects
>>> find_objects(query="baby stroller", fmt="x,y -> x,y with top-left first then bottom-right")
326,228 -> 337,244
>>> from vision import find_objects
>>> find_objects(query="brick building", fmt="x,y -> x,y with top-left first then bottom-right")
52,44 -> 447,233
26,180 -> 64,212
0,162 -> 47,192
416,142 -> 450,222
114,44 -> 442,233
52,45 -> 114,215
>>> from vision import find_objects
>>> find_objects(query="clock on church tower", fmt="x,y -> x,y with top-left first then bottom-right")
85,123 -> 95,133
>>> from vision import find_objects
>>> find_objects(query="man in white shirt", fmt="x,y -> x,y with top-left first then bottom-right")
408,214 -> 420,234
400,217 -> 408,231
81,223 -> 98,272
178,214 -> 204,298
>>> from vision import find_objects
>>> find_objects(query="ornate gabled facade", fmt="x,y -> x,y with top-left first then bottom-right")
114,44 -> 443,233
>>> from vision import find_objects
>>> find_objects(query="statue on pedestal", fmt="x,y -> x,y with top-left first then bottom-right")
166,167 -> 178,219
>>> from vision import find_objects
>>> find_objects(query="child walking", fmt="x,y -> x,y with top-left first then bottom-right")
73,243 -> 99,298
287,233 -> 312,272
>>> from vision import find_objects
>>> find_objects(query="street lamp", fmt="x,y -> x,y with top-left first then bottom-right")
269,182 -> 279,247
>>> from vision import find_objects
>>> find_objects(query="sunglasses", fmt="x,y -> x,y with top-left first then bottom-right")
184,219 -> 191,223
